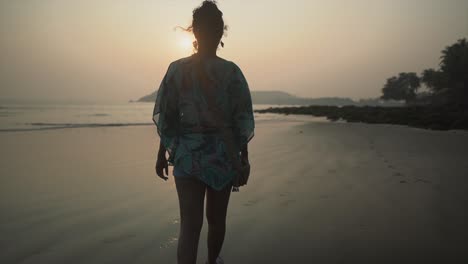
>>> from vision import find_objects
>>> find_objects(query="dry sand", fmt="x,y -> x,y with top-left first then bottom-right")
1,120 -> 468,263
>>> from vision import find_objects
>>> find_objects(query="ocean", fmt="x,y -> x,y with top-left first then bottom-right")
0,103 -> 326,132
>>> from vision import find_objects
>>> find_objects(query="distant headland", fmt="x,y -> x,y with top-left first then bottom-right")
136,90 -> 402,107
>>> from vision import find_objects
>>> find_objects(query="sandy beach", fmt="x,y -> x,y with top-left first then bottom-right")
1,120 -> 468,263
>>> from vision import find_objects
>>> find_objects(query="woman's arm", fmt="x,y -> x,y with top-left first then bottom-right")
158,138 -> 167,158
155,138 -> 169,180
153,63 -> 178,181
241,144 -> 248,159
230,63 -> 254,159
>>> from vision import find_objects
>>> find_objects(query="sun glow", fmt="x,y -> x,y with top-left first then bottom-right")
177,34 -> 194,53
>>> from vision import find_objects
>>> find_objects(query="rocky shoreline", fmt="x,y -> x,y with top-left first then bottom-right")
255,105 -> 468,131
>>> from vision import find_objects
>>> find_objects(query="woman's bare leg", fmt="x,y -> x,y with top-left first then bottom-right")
175,177 -> 206,264
206,183 -> 232,264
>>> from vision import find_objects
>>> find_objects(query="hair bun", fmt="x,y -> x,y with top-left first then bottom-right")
188,0 -> 227,50
195,0 -> 222,17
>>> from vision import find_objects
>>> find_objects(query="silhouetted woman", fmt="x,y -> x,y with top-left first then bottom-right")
153,1 -> 255,263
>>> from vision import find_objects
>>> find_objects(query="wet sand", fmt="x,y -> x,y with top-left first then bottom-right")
1,120 -> 468,263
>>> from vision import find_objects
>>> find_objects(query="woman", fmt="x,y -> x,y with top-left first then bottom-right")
152,1 -> 255,263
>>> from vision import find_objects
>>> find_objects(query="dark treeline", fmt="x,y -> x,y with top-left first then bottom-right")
255,105 -> 468,130
256,38 -> 468,131
381,38 -> 467,106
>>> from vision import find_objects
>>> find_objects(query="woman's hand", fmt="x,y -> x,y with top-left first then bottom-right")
232,150 -> 250,188
155,152 -> 169,181
240,148 -> 249,169
241,152 -> 249,165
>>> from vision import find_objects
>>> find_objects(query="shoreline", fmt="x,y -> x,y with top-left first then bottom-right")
0,123 -> 154,133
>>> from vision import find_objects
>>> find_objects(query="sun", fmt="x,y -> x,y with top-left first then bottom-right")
177,34 -> 194,52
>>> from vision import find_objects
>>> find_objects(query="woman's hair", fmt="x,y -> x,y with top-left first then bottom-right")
178,1 -> 228,50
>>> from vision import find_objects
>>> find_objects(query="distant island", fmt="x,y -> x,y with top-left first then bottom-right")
136,90 -> 402,107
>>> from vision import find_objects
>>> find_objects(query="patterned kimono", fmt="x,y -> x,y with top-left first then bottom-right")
152,55 -> 255,190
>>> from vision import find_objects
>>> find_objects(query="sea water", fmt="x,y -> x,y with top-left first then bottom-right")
0,102 -> 327,132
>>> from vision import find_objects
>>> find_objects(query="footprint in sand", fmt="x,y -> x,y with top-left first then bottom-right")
414,178 -> 432,184
318,194 -> 329,200
27,249 -> 44,257
358,224 -> 369,231
243,199 -> 260,207
280,199 -> 296,207
286,179 -> 298,185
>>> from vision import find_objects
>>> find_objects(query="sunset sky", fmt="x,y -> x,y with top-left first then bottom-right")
1,0 -> 467,103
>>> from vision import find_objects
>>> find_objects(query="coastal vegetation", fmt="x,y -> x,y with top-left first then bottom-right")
256,38 -> 468,131
255,105 -> 468,130
381,38 -> 467,106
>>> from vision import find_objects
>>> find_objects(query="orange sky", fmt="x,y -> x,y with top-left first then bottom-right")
1,0 -> 467,103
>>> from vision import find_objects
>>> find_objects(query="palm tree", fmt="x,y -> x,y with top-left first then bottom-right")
440,38 -> 467,83
421,69 -> 448,93
440,38 -> 468,105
